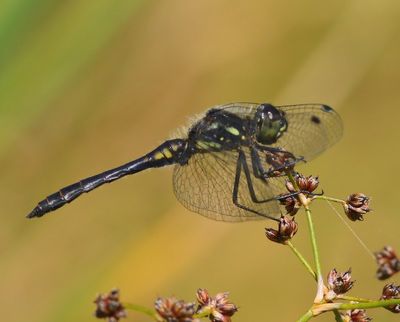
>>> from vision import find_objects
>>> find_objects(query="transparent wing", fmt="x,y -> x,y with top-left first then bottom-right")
214,102 -> 259,117
208,103 -> 343,161
268,104 -> 343,161
173,148 -> 286,222
270,104 -> 343,161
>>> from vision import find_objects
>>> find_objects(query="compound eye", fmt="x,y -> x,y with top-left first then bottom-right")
257,112 -> 265,127
280,120 -> 287,131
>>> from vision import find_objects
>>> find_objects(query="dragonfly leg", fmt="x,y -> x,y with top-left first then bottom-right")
231,150 -> 280,221
250,147 -> 288,180
254,145 -> 286,153
250,147 -> 267,180
251,146 -> 303,179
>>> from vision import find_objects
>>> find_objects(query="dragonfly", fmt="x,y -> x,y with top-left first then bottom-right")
27,103 -> 343,222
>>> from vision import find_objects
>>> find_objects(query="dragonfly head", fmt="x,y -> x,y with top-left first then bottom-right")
255,103 -> 288,144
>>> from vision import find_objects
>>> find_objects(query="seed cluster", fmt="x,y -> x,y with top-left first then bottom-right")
94,289 -> 126,322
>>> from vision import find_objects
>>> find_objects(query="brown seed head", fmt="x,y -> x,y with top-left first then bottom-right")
279,195 -> 301,216
343,193 -> 371,221
326,268 -> 354,301
295,174 -> 319,193
94,288 -> 127,322
155,297 -> 197,322
265,216 -> 298,244
380,283 -> 400,313
196,289 -> 238,322
374,246 -> 400,280
341,309 -> 372,322
196,289 -> 211,306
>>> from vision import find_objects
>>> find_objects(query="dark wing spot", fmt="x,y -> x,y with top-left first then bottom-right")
321,104 -> 333,112
206,108 -> 221,116
311,115 -> 321,124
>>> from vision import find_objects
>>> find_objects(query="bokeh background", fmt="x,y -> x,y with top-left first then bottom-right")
1,0 -> 400,321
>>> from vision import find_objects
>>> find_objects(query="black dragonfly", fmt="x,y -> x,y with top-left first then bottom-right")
27,103 -> 343,222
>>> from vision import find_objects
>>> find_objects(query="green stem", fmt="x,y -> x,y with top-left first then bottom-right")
312,299 -> 400,315
313,195 -> 345,204
338,295 -> 372,303
303,208 -> 321,276
305,206 -> 324,303
336,298 -> 400,310
123,302 -> 157,319
287,241 -> 317,281
333,309 -> 344,322
297,310 -> 313,322
287,172 -> 324,303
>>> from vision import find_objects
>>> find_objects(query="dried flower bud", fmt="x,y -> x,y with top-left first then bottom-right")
196,288 -> 211,306
326,268 -> 354,301
265,216 -> 298,244
341,309 -> 372,322
155,297 -> 197,322
343,193 -> 371,221
196,289 -> 238,322
279,195 -> 301,216
285,180 -> 296,193
374,246 -> 400,280
380,283 -> 400,313
94,288 -> 127,322
213,293 -> 237,320
295,174 -> 319,193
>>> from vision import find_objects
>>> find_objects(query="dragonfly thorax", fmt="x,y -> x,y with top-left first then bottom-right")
189,109 -> 249,152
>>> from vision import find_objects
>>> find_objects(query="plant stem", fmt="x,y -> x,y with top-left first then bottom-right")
287,240 -> 317,281
337,298 -> 400,310
287,172 -> 324,303
313,195 -> 345,204
333,309 -> 344,322
338,295 -> 372,302
123,302 -> 157,318
312,298 -> 400,315
297,310 -> 313,322
305,206 -> 324,303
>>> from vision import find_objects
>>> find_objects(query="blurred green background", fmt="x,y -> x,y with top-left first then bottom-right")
1,0 -> 400,321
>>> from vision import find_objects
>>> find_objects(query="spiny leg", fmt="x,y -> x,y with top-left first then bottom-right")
250,147 -> 266,180
251,145 -> 303,179
251,147 -> 289,179
249,147 -> 322,203
232,150 -> 279,221
242,149 -> 300,204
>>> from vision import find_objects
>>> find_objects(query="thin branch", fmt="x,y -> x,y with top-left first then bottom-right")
333,309 -> 344,322
312,299 -> 400,315
287,172 -> 324,303
313,195 -> 345,204
287,240 -> 317,281
338,295 -> 372,303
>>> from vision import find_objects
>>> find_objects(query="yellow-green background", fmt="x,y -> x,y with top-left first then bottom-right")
1,0 -> 399,321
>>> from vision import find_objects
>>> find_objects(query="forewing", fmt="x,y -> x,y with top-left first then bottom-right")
208,103 -> 343,161
274,104 -> 343,161
173,149 -> 284,222
209,102 -> 258,119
